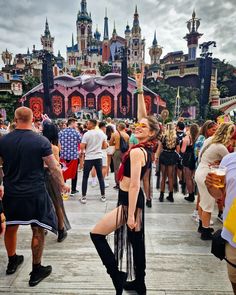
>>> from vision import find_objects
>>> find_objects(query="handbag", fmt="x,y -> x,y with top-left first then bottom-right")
211,229 -> 236,268
107,145 -> 115,155
118,131 -> 129,153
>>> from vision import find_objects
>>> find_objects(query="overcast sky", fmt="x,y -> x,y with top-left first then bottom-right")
0,0 -> 235,67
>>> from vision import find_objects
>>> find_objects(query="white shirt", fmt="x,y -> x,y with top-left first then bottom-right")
82,129 -> 107,160
221,152 -> 236,247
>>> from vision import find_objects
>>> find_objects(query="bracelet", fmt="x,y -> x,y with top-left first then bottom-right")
134,88 -> 144,95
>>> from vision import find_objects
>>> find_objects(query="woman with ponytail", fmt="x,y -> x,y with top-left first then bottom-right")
90,67 -> 159,295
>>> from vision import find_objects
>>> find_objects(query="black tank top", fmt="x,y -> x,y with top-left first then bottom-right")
123,147 -> 152,179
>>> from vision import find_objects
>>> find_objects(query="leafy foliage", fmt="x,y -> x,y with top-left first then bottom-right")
144,79 -> 199,119
0,93 -> 19,121
98,62 -> 112,76
22,75 -> 40,94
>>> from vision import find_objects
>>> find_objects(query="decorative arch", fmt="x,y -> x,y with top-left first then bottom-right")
98,90 -> 114,117
86,93 -> 96,109
51,90 -> 65,118
68,91 -> 84,114
117,91 -> 132,118
29,96 -> 44,119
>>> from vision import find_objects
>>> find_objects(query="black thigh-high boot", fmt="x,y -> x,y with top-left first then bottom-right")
90,233 -> 127,295
124,231 -> 146,295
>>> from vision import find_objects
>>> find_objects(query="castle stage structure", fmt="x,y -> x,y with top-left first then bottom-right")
21,74 -> 166,119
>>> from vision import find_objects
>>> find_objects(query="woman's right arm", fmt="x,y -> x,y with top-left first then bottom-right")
135,66 -> 147,121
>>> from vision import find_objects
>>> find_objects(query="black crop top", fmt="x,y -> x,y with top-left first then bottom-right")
123,147 -> 152,179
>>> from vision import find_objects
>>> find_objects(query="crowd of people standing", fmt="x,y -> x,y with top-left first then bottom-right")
0,70 -> 236,293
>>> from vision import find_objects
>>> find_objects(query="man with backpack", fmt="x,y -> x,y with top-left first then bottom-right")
109,122 -> 129,189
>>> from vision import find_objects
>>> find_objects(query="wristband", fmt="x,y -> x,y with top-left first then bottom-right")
134,88 -> 144,95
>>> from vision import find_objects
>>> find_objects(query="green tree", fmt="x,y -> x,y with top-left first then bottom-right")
0,93 -> 19,121
71,69 -> 82,77
98,62 -> 112,76
22,75 -> 40,94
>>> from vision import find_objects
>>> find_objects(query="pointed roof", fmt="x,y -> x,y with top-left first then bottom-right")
77,0 -> 92,23
72,33 -> 74,49
132,5 -> 141,35
112,21 -> 117,36
103,8 -> 109,40
152,31 -> 157,46
125,22 -> 131,34
44,18 -> 51,37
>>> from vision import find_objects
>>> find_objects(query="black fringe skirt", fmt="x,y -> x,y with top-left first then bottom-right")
114,188 -> 145,279
44,168 -> 71,231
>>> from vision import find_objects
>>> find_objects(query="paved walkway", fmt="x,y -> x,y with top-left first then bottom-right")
0,171 -> 233,294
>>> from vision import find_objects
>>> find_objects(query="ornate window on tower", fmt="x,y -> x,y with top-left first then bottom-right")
81,25 -> 85,35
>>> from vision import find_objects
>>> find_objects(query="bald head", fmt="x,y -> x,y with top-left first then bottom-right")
15,107 -> 33,124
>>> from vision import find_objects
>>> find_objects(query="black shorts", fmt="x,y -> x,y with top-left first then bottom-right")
118,188 -> 144,209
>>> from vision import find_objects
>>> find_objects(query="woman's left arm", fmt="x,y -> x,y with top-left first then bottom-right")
127,149 -> 143,230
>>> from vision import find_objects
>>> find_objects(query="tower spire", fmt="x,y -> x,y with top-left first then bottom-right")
72,33 -> 74,49
152,30 -> 157,46
184,10 -> 203,60
44,18 -> 50,37
132,5 -> 141,36
41,18 -> 54,53
81,0 -> 87,14
112,21 -> 117,36
103,8 -> 109,40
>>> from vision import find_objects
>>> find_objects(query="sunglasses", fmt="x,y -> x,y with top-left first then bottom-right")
134,122 -> 149,128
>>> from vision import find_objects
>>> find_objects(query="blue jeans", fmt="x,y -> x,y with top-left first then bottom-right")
82,159 -> 105,196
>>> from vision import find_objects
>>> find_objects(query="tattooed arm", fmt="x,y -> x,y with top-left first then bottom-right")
43,154 -> 70,193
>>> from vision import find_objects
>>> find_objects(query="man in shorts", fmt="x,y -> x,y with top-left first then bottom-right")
0,107 -> 69,287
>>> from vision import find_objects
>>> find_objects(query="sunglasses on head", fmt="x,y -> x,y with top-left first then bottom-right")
134,122 -> 148,128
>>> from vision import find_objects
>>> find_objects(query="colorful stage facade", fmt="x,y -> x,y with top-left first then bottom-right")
21,73 -> 166,119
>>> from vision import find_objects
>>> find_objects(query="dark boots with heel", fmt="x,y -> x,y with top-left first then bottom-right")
166,192 -> 174,203
124,231 -> 146,295
159,192 -> 164,202
184,192 -> 195,202
90,233 -> 127,295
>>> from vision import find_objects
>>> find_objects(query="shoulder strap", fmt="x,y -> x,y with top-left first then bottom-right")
225,257 -> 236,268
139,147 -> 147,164
199,143 -> 212,162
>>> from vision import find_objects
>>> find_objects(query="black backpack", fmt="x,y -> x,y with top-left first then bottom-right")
118,131 -> 129,153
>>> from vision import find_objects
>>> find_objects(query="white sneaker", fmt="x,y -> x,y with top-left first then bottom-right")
100,195 -> 106,202
104,182 -> 109,188
80,196 -> 87,204
91,181 -> 98,188
105,176 -> 109,180
192,209 -> 198,219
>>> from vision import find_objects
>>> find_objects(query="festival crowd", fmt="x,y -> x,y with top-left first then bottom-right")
0,70 -> 236,294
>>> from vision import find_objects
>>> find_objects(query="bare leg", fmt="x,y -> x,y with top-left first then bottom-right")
184,167 -> 194,194
198,205 -> 203,220
167,165 -> 174,192
160,164 -> 167,193
55,207 -> 64,230
31,226 -> 45,264
107,155 -> 112,176
5,225 -> 19,256
92,205 -> 126,235
202,210 -> 211,228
